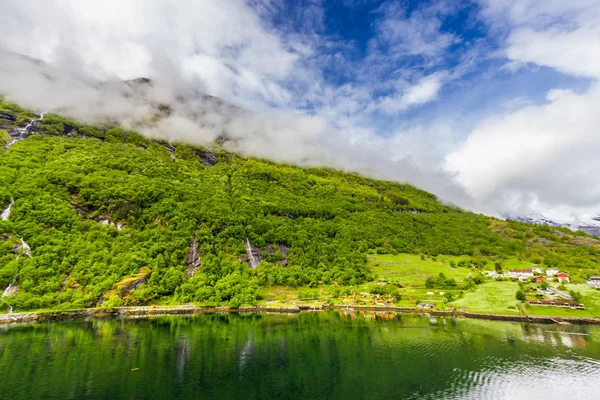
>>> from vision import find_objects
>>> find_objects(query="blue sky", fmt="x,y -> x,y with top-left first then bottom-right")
1,0 -> 600,221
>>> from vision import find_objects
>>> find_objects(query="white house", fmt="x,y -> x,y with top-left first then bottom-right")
546,268 -> 559,277
532,267 -> 543,274
508,269 -> 534,280
587,276 -> 600,288
484,271 -> 499,278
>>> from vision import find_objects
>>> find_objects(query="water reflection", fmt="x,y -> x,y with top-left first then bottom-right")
0,312 -> 599,400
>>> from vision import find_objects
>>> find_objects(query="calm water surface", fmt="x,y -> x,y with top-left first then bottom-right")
1,312 -> 599,399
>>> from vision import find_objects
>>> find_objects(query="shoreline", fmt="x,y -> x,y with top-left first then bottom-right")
1,304 -> 600,325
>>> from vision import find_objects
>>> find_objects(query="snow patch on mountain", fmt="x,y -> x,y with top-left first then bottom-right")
508,213 -> 600,236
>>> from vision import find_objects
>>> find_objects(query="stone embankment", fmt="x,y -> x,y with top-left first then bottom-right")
1,304 -> 599,325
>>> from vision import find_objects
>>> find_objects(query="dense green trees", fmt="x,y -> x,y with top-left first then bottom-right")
1,98 -> 600,311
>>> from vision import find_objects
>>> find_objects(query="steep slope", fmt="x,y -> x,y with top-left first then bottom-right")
1,97 -> 600,311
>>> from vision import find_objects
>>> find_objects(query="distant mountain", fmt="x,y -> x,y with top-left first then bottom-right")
509,214 -> 600,236
577,215 -> 600,236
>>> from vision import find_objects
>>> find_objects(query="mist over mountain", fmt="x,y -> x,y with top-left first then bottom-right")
1,0 -> 600,222
0,49 -> 474,212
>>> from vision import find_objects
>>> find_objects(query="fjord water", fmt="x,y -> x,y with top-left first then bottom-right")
1,313 -> 599,400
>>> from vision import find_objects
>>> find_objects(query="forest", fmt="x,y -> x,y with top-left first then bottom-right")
1,96 -> 600,311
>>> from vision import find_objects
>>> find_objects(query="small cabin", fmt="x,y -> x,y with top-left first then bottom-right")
587,276 -> 600,288
557,273 -> 570,283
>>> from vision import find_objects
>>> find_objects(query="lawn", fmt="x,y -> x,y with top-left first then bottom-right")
563,284 -> 600,317
499,259 -> 539,271
523,305 -> 595,318
368,254 -> 473,287
451,281 -> 522,315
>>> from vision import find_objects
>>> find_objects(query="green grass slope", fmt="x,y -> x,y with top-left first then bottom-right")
1,97 -> 600,312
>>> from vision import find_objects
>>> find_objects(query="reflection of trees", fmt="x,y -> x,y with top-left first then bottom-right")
0,313 -> 599,399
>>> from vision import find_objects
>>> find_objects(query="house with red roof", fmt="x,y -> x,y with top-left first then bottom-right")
557,273 -> 569,283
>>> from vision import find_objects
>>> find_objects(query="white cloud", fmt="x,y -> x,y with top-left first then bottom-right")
5,0 -> 600,221
480,0 -> 600,79
0,0 -> 302,109
447,0 -> 600,219
378,73 -> 445,113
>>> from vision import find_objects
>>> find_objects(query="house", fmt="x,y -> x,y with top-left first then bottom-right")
557,273 -> 570,283
508,269 -> 534,280
546,268 -> 559,277
535,276 -> 546,283
484,271 -> 497,278
587,276 -> 600,288
532,267 -> 543,274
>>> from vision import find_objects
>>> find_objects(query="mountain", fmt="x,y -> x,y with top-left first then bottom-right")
2,96 -> 600,311
509,214 -> 600,236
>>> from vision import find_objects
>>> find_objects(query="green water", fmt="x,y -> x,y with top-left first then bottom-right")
1,312 -> 599,399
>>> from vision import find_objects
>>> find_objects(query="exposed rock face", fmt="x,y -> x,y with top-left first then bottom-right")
2,284 -> 19,297
185,236 -> 201,277
165,143 -> 176,155
98,217 -> 124,230
5,112 -> 44,150
112,267 -> 151,297
242,240 -> 289,267
194,149 -> 218,167
0,110 -> 16,126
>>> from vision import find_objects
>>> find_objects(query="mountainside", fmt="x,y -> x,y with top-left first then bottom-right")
2,96 -> 600,311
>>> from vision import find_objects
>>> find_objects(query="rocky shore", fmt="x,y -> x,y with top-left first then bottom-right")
1,304 -> 600,325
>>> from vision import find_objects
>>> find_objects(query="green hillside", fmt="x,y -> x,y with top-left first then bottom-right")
1,97 -> 600,312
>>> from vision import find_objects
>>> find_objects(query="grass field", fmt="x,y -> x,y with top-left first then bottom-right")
258,256 -> 600,318
523,305 -> 595,318
368,254 -> 473,286
563,284 -> 600,317
500,259 -> 539,270
451,281 -> 522,314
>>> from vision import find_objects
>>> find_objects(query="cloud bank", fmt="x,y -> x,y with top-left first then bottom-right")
1,0 -> 599,221
446,0 -> 600,221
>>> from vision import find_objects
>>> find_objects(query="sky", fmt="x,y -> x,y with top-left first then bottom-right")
1,0 -> 600,222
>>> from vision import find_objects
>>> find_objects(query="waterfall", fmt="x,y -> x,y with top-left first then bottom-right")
1,198 -> 13,221
4,112 -> 45,151
2,279 -> 15,298
245,238 -> 259,269
19,238 -> 32,258
1,272 -> 17,313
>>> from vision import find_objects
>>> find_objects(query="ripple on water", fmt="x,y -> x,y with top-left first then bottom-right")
429,356 -> 600,400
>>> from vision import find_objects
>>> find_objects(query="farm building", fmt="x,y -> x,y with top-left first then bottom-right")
508,269 -> 533,280
587,276 -> 600,288
546,268 -> 559,277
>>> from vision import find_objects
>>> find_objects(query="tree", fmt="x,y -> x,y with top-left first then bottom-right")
516,290 -> 526,301
569,290 -> 582,303
495,262 -> 503,273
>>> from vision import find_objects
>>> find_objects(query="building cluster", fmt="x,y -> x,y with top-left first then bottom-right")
484,267 -> 569,283
527,299 -> 584,309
